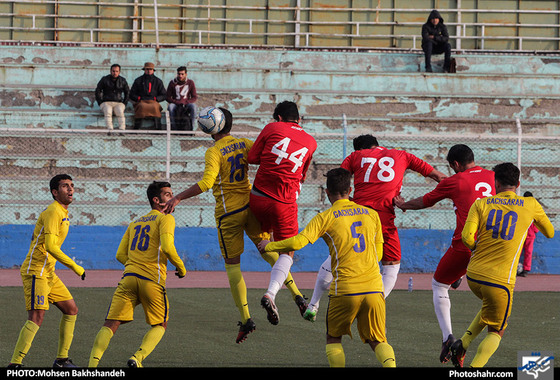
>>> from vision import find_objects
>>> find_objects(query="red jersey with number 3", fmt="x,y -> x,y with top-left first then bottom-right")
248,121 -> 317,203
423,166 -> 495,241
341,146 -> 434,214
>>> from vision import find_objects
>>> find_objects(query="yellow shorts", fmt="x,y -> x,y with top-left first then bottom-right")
216,206 -> 269,260
326,292 -> 387,343
467,276 -> 514,332
21,273 -> 73,311
106,274 -> 169,326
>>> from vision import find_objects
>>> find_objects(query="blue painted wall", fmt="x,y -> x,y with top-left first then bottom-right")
2,225 -> 558,274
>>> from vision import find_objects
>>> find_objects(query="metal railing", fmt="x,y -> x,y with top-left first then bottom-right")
1,1 -> 559,52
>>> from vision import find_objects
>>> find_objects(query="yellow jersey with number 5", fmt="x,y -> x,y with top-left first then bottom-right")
462,191 -> 554,285
299,199 -> 384,296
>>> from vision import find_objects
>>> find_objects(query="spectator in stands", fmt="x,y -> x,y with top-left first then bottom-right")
129,62 -> 167,130
95,64 -> 130,131
166,66 -> 198,131
422,10 -> 452,73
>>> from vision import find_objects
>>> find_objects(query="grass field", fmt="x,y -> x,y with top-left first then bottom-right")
1,286 -> 558,368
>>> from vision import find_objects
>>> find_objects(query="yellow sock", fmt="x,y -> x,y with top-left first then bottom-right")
261,251 -> 302,299
88,326 -> 114,368
470,332 -> 501,367
10,320 -> 40,364
374,342 -> 397,367
57,314 -> 77,359
461,310 -> 486,349
131,325 -> 166,365
326,343 -> 345,367
225,263 -> 250,323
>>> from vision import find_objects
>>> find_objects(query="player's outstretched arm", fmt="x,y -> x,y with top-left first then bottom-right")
45,234 -> 85,279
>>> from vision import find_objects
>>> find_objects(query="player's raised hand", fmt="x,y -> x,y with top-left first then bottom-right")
257,239 -> 270,253
163,196 -> 180,214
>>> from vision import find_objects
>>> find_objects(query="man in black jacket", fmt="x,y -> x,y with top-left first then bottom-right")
95,64 -> 130,131
129,62 -> 167,130
421,10 -> 452,73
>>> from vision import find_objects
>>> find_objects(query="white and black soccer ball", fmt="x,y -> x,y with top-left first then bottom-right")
197,106 -> 226,135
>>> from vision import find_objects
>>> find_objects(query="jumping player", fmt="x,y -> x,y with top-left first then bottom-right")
394,144 -> 495,363
259,168 -> 396,367
88,181 -> 186,368
248,101 -> 317,325
163,107 -> 306,342
8,174 -> 86,368
451,163 -> 554,367
303,135 -> 445,322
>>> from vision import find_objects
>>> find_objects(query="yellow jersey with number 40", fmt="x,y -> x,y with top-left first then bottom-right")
462,191 -> 554,285
299,199 -> 384,296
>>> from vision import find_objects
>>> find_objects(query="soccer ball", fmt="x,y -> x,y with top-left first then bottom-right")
197,106 -> 226,135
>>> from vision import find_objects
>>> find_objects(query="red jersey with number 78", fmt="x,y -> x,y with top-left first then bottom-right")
248,121 -> 317,203
341,146 -> 434,214
422,166 -> 495,241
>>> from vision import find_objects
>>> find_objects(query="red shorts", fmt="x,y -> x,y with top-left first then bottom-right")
249,192 -> 299,241
377,211 -> 401,263
433,239 -> 472,285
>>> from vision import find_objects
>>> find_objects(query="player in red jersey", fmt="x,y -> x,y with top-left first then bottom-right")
394,144 -> 495,363
302,135 -> 446,322
248,101 -> 317,325
342,135 -> 446,297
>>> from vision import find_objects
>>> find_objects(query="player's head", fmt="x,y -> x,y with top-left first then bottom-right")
273,101 -> 300,123
446,144 -> 474,172
353,135 -> 378,150
147,181 -> 173,209
50,174 -> 74,204
523,191 -> 533,197
216,107 -> 233,135
325,168 -> 352,201
492,162 -> 520,189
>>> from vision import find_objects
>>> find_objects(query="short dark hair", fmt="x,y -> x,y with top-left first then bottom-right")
49,174 -> 72,199
110,63 -> 121,70
147,181 -> 171,207
326,168 -> 352,196
446,144 -> 474,166
177,66 -> 187,73
273,101 -> 299,122
353,135 -> 378,150
493,163 -> 520,187
523,191 -> 533,197
218,107 -> 233,135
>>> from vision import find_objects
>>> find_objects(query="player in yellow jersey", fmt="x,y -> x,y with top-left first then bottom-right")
450,163 -> 554,368
88,181 -> 186,368
8,174 -> 85,368
162,107 -> 307,344
258,168 -> 396,367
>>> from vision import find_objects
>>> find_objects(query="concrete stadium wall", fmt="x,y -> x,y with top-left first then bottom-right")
1,46 -> 559,273
2,225 -> 559,274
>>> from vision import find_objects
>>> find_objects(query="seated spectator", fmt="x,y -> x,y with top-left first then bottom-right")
422,10 -> 452,73
95,64 -> 129,131
166,66 -> 198,131
129,62 -> 167,130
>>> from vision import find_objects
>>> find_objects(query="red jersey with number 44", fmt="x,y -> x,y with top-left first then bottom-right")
248,121 -> 317,203
423,166 -> 495,241
341,146 -> 434,214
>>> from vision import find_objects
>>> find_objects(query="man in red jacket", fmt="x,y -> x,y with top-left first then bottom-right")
166,66 -> 198,131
